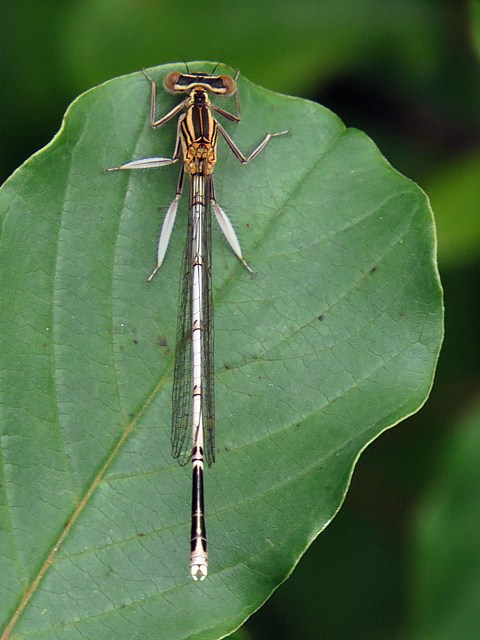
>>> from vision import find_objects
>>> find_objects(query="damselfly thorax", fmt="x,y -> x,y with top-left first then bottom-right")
180,89 -> 218,175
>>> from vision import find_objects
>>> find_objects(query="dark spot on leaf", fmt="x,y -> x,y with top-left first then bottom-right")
318,314 -> 325,321
133,339 -> 138,345
157,336 -> 168,347
370,265 -> 378,273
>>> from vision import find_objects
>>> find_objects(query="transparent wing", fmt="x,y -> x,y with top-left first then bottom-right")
202,187 -> 215,467
171,182 -> 215,467
171,204 -> 194,466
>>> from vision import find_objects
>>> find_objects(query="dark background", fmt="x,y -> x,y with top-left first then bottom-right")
2,2 -> 479,638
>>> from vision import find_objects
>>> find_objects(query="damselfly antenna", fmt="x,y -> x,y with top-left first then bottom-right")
210,58 -> 224,75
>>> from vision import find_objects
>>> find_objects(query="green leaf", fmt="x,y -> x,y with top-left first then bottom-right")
406,400 -> 480,640
0,62 -> 442,639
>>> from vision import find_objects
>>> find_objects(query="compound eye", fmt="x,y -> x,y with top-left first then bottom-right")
220,75 -> 237,96
164,71 -> 181,93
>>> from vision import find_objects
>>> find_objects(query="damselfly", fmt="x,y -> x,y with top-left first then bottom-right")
109,67 -> 287,580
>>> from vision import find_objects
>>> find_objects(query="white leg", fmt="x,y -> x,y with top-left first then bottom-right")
107,157 -> 178,171
147,168 -> 185,281
210,199 -> 253,273
147,195 -> 180,281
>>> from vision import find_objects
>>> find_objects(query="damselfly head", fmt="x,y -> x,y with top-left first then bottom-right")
163,70 -> 237,97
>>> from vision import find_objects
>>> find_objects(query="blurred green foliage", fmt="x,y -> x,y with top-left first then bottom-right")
1,1 -> 479,639
407,400 -> 480,640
